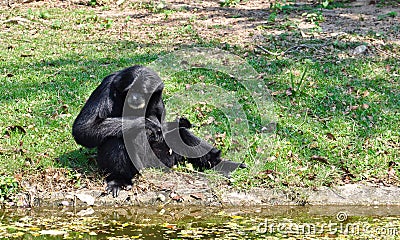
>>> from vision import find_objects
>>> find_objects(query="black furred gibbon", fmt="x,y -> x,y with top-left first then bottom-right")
72,65 -> 241,198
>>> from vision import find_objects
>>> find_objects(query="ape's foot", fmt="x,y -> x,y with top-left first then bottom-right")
178,117 -> 192,129
105,179 -> 133,198
213,160 -> 247,178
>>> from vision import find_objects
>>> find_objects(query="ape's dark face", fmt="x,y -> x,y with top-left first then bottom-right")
126,76 -> 164,113
126,83 -> 161,110
127,92 -> 146,110
116,69 -> 164,116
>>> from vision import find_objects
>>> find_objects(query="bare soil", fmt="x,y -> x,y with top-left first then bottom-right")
17,170 -> 400,207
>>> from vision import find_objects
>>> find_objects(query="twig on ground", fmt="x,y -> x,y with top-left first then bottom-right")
256,45 -> 281,56
2,17 -> 31,25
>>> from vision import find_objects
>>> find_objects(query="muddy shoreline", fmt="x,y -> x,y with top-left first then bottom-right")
17,171 -> 400,208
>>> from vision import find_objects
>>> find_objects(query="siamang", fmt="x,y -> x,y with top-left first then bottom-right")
72,65 -> 244,197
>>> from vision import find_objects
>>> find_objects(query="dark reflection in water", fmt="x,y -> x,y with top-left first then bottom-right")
1,206 -> 400,239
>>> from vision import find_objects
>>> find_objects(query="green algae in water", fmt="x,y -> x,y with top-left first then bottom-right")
1,206 -> 400,239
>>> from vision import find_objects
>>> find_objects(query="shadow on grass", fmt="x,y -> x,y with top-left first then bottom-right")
57,148 -> 98,175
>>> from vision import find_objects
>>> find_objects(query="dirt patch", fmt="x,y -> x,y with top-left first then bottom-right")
6,0 -> 399,47
321,0 -> 400,44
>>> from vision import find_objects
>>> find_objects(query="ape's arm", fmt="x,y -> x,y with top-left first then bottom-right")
73,116 -> 146,148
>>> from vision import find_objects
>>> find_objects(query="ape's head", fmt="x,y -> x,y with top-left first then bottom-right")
114,66 -> 164,112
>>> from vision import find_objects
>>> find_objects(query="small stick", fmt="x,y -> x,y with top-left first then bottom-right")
256,45 -> 281,56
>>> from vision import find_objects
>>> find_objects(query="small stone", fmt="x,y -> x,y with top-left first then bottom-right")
353,45 -> 367,55
75,193 -> 95,206
157,194 -> 166,202
77,208 -> 95,217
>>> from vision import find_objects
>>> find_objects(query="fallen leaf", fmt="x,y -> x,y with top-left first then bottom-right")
285,87 -> 293,96
326,132 -> 336,140
350,105 -> 359,110
190,193 -> 204,200
157,194 -> 166,202
388,167 -> 396,179
311,155 -> 329,164
347,86 -> 354,94
267,173 -> 275,181
298,166 -> 309,172
163,223 -> 176,229
271,90 -> 283,96
172,195 -> 184,202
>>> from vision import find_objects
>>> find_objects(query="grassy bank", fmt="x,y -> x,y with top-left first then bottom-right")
0,0 -> 399,201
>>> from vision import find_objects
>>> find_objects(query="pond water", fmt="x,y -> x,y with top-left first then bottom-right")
1,205 -> 400,239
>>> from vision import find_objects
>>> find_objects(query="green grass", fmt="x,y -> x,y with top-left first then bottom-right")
0,2 -> 399,192
0,176 -> 18,203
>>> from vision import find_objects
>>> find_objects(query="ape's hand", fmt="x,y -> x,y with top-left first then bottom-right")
145,118 -> 162,142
